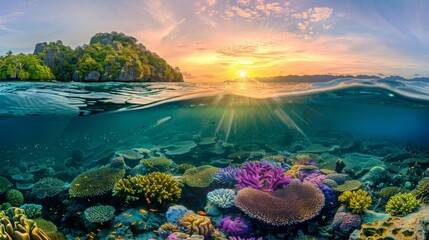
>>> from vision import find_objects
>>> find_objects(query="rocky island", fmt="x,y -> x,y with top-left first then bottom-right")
0,32 -> 183,82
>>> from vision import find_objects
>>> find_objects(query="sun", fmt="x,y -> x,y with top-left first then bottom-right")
238,69 -> 247,78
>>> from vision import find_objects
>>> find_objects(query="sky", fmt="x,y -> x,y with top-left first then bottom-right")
1,0 -> 429,82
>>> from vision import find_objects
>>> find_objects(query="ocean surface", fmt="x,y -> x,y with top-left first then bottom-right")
0,78 -> 428,239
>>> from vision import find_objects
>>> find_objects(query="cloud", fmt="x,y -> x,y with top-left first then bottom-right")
310,7 -> 333,22
0,10 -> 24,33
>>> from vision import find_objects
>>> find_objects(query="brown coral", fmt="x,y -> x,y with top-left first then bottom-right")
0,207 -> 50,240
235,180 -> 325,226
69,166 -> 125,197
334,180 -> 362,192
140,157 -> 173,171
177,213 -> 213,237
182,165 -> 219,188
415,177 -> 429,203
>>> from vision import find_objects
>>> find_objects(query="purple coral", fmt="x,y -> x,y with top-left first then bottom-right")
217,216 -> 251,237
235,161 -> 291,192
333,207 -> 362,234
301,171 -> 326,187
215,166 -> 240,184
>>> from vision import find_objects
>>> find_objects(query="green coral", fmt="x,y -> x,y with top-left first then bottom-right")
338,189 -> 372,214
0,177 -> 12,194
182,165 -> 219,188
140,157 -> 173,171
415,177 -> 429,204
69,166 -> 125,197
385,193 -> 417,216
0,207 -> 50,240
114,172 -> 181,204
5,189 -> 24,207
379,186 -> 407,200
84,205 -> 115,223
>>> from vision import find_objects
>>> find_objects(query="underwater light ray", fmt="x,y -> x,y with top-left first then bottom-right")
274,107 -> 308,139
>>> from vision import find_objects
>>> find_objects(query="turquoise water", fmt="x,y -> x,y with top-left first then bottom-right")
0,78 -> 428,239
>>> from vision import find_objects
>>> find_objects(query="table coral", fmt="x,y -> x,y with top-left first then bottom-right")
182,165 -> 219,188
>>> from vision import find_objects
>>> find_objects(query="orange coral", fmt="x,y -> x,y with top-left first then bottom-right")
177,213 -> 213,237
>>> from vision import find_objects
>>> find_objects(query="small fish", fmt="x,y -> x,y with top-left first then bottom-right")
146,197 -> 151,204
149,208 -> 158,212
96,229 -> 102,232
139,209 -> 147,214
154,116 -> 171,127
145,188 -> 150,195
197,210 -> 207,216
111,231 -> 116,235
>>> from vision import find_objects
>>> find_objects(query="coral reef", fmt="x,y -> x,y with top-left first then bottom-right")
113,172 -> 182,203
385,193 -> 417,216
20,204 -> 43,219
214,166 -> 240,185
334,180 -> 362,192
379,186 -> 407,200
325,173 -> 350,185
216,216 -> 251,237
415,177 -> 429,203
177,213 -> 213,237
166,205 -> 194,224
0,176 -> 13,194
235,161 -> 291,192
0,207 -> 50,240
207,188 -> 236,208
182,165 -> 219,188
235,181 -> 325,225
332,206 -> 362,235
69,166 -> 125,197
338,189 -> 372,214
84,205 -> 115,223
34,218 -> 57,233
31,177 -> 66,199
140,156 -> 173,171
5,189 -> 24,207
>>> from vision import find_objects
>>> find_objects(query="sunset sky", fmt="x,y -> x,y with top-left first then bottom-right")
1,0 -> 428,81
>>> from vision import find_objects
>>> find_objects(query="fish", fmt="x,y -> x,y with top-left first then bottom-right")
197,210 -> 207,216
146,197 -> 151,204
139,209 -> 147,214
149,208 -> 158,212
154,116 -> 171,127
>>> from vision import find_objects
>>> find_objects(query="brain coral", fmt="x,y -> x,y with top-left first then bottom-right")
385,193 -> 417,216
415,177 -> 429,203
31,177 -> 65,199
113,172 -> 181,203
338,189 -> 372,214
84,205 -> 115,223
177,213 -> 213,237
235,180 -> 325,226
0,207 -> 50,240
182,165 -> 219,188
69,166 -> 125,197
6,189 -> 24,207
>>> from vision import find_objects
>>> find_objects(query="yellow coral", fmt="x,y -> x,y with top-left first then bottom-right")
69,166 -> 125,197
334,180 -> 362,192
140,157 -> 173,170
338,189 -> 372,214
113,172 -> 181,204
177,213 -> 213,237
285,164 -> 301,178
34,218 -> 57,232
0,207 -> 50,240
385,193 -> 417,216
182,165 -> 219,188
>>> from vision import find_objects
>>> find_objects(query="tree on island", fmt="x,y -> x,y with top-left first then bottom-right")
0,32 -> 183,82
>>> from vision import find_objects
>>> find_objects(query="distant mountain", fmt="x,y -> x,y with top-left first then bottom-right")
227,74 -> 429,82
0,32 -> 183,82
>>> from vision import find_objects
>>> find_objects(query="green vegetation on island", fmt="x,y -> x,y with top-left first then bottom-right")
0,32 -> 183,82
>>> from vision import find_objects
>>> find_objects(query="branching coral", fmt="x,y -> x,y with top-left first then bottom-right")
69,166 -> 125,197
20,204 -> 43,219
385,193 -> 417,216
235,162 -> 291,192
207,189 -> 236,208
338,189 -> 372,214
216,216 -> 251,237
214,166 -> 240,185
113,172 -> 181,204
